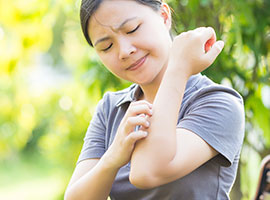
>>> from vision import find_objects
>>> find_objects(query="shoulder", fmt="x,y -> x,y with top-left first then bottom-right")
184,75 -> 245,135
180,75 -> 245,166
183,74 -> 244,123
187,74 -> 244,108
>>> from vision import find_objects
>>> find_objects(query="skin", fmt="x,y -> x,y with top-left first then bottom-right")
65,0 -> 225,199
89,0 -> 172,102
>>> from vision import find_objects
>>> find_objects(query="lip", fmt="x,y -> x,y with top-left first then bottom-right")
126,54 -> 148,71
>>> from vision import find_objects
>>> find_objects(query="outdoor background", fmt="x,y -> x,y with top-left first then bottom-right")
0,0 -> 269,199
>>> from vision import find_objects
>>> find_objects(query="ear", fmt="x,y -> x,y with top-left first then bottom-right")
160,3 -> 172,30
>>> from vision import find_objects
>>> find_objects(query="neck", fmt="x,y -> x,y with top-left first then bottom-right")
138,61 -> 168,104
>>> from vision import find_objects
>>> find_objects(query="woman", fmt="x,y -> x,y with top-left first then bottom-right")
65,0 -> 245,199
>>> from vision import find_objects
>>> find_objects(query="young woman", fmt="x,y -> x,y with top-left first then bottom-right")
65,0 -> 245,199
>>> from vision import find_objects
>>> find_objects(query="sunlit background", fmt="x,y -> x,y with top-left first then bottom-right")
0,0 -> 269,199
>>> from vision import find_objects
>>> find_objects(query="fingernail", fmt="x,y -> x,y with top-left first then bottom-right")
146,121 -> 150,127
143,131 -> 148,136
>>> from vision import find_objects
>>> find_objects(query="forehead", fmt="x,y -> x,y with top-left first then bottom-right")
88,0 -> 156,41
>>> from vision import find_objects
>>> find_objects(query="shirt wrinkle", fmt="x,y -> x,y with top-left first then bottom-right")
78,72 -> 245,200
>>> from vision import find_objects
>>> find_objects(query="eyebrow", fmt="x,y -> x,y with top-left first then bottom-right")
94,17 -> 137,46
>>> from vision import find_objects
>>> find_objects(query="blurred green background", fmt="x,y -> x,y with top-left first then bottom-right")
0,0 -> 269,199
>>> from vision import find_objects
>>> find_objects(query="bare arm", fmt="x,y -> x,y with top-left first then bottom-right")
65,100 -> 152,199
130,27 -> 224,189
64,158 -> 118,200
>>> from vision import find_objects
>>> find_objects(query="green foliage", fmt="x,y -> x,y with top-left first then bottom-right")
169,1 -> 270,199
0,0 -> 269,199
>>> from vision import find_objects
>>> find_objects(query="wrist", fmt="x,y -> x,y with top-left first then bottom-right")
100,150 -> 122,171
166,60 -> 191,82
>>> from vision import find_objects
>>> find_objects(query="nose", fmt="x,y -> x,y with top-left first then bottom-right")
118,38 -> 136,60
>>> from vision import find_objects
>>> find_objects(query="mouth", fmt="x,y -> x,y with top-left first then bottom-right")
126,54 -> 148,71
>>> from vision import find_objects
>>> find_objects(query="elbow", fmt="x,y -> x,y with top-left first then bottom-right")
129,160 -> 180,189
129,168 -> 160,189
129,173 -> 155,190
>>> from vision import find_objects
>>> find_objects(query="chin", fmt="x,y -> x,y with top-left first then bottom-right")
133,74 -> 158,86
128,63 -> 165,85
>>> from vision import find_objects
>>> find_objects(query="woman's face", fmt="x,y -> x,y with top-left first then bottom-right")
88,0 -> 172,85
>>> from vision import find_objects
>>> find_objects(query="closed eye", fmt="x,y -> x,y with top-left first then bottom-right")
102,43 -> 113,52
127,25 -> 140,34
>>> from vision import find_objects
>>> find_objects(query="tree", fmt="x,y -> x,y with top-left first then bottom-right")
0,0 -> 269,199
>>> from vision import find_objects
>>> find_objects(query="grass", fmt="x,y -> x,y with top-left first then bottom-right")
0,153 -> 69,200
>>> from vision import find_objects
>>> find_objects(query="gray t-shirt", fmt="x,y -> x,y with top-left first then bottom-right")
78,73 -> 245,200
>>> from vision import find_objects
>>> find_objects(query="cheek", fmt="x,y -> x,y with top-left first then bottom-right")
139,26 -> 171,55
145,37 -> 170,61
98,54 -> 117,71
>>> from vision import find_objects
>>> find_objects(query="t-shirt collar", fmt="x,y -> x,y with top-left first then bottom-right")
116,84 -> 142,107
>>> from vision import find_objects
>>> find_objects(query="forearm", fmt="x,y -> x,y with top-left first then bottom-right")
65,156 -> 118,200
130,65 -> 190,184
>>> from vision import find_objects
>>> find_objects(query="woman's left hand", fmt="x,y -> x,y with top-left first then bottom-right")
168,27 -> 224,77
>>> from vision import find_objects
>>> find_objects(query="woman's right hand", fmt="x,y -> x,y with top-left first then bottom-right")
102,100 -> 153,169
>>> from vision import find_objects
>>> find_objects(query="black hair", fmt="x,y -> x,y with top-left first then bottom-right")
80,0 -> 163,46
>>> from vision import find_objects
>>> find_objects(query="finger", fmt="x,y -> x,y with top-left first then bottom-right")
130,100 -> 153,108
203,40 -> 224,65
125,130 -> 148,146
138,113 -> 146,118
204,34 -> 216,53
127,103 -> 153,117
124,115 -> 150,133
200,27 -> 216,44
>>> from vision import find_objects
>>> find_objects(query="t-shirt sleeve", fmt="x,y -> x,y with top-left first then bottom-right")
177,86 -> 245,167
77,95 -> 107,164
